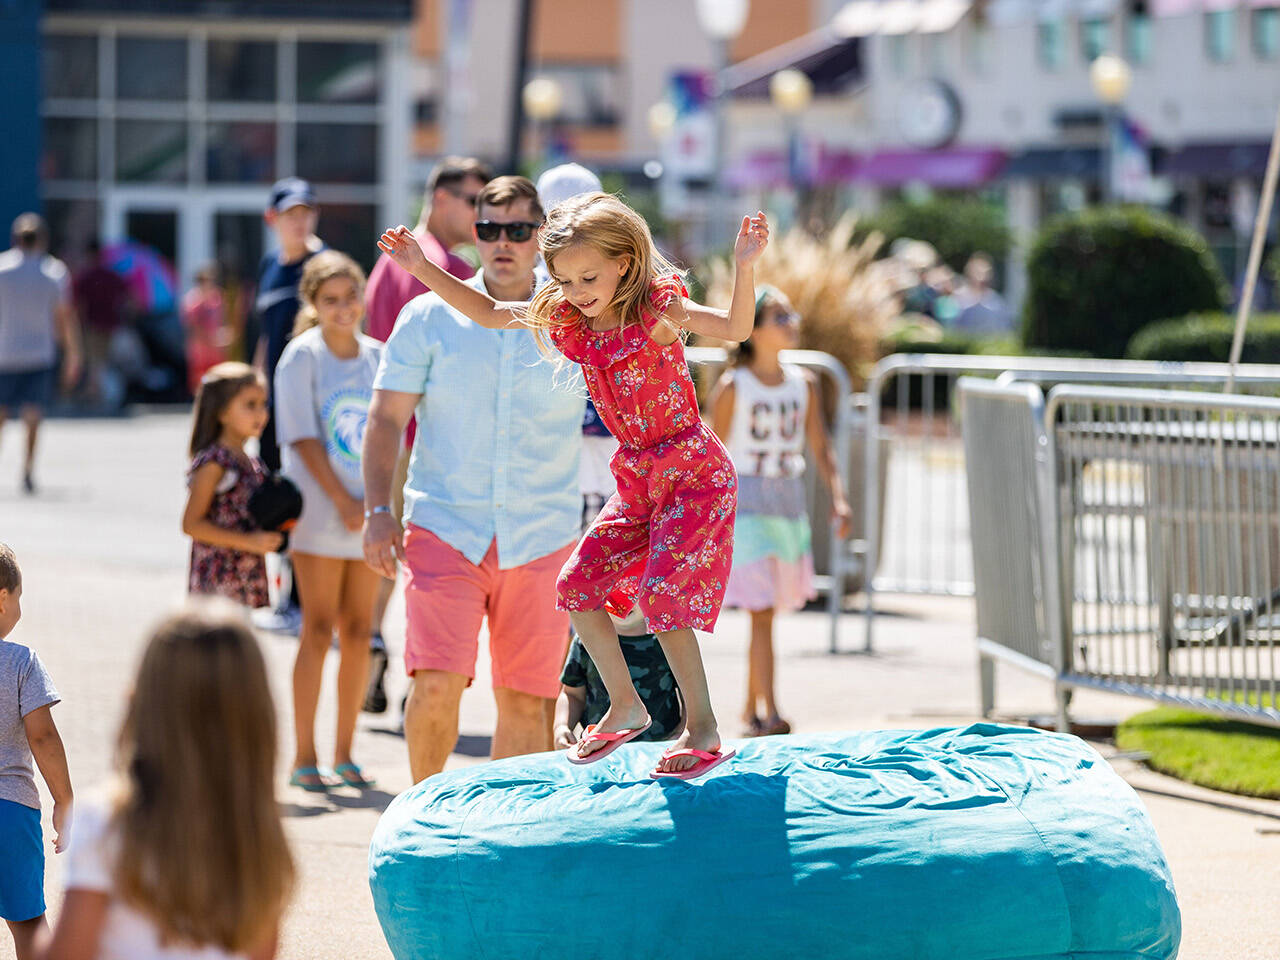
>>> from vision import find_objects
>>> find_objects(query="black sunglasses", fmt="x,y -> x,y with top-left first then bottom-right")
474,220 -> 541,243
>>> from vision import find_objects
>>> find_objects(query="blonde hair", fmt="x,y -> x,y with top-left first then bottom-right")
112,603 -> 294,953
292,250 -> 367,338
189,361 -> 265,457
526,192 -> 683,354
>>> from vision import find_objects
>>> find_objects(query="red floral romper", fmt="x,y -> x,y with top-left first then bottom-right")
550,274 -> 737,633
187,443 -> 270,608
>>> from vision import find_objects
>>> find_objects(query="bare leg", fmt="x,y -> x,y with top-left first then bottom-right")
404,669 -> 468,782
568,608 -> 648,758
749,608 -> 780,721
291,552 -> 342,784
371,571 -> 395,638
492,688 -> 553,759
656,627 -> 722,773
334,559 -> 380,767
8,914 -> 48,960
21,405 -> 40,491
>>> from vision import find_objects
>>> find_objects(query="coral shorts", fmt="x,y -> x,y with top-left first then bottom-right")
403,525 -> 574,699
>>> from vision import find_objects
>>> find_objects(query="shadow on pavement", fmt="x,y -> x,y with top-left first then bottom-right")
1134,784 -> 1280,822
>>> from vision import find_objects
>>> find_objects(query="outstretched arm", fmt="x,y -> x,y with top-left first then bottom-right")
377,226 -> 524,330
664,213 -> 770,344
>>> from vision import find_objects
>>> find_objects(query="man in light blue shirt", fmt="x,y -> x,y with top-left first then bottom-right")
362,177 -> 585,782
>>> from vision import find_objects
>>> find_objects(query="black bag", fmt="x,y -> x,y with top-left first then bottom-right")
248,473 -> 304,551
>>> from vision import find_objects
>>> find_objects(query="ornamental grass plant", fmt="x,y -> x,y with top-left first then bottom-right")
699,214 -> 903,391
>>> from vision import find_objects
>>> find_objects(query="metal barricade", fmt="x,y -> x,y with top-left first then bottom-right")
1047,385 -> 1280,727
684,347 -> 854,653
959,379 -> 1068,727
861,354 -> 1280,654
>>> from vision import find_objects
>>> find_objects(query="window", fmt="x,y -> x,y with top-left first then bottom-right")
206,122 -> 275,183
116,120 -> 187,183
1038,20 -> 1066,70
41,117 -> 97,181
888,34 -> 909,76
207,39 -> 276,102
534,64 -> 621,126
1080,17 -> 1110,61
1255,7 -> 1280,60
297,41 -> 380,104
1125,13 -> 1152,65
296,123 -> 378,183
43,33 -> 97,99
116,36 -> 187,100
42,198 -> 99,261
1206,9 -> 1236,62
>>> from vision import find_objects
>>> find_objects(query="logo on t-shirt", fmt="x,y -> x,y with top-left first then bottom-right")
322,388 -> 371,472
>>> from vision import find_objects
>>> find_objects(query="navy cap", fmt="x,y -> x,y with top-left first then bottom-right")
269,177 -> 316,212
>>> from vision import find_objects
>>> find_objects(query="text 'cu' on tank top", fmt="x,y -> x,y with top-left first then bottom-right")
726,365 -> 809,479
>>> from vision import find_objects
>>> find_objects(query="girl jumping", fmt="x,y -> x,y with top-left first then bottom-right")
377,194 -> 768,778
274,251 -> 383,791
182,362 -> 281,609
709,286 -> 851,737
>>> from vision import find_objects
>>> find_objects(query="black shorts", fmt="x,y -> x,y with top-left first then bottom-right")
0,367 -> 55,412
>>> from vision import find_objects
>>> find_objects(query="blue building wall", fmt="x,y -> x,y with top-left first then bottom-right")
0,0 -> 42,234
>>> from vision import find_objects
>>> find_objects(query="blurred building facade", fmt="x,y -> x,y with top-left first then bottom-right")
36,0 -> 414,285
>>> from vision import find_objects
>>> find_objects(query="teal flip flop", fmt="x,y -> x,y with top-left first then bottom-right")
334,763 -> 376,789
289,766 -> 331,792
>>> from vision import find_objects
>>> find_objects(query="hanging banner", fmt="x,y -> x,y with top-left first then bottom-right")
662,71 -> 716,181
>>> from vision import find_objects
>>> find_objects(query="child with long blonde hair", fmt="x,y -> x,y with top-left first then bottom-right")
378,193 -> 769,778
274,251 -> 383,790
182,362 -> 281,609
39,603 -> 293,960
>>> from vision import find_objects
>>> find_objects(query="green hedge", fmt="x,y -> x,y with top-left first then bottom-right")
859,196 -> 1012,275
1023,206 -> 1227,359
1127,313 -> 1280,363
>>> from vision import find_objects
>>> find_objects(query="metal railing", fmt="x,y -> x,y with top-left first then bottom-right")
1048,385 -> 1280,726
962,377 -> 1280,729
685,347 -> 854,653
861,354 -> 1280,653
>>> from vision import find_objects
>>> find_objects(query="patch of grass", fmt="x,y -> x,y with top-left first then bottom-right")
1116,703 -> 1280,799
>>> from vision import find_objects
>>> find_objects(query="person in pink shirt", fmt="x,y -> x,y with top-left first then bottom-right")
181,263 -> 229,396
361,156 -> 491,714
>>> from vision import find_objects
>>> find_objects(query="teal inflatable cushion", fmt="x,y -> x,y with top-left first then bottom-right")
369,724 -> 1179,960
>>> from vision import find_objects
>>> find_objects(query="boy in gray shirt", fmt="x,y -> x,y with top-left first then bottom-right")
0,543 -> 72,959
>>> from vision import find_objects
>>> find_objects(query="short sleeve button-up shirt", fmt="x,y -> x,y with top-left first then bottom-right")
373,272 -> 585,569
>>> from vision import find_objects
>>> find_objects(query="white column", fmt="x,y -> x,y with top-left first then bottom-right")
1005,179 -> 1037,319
381,26 -> 413,233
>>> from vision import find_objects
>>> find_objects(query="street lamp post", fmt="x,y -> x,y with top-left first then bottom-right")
695,0 -> 749,248
523,76 -> 563,175
1089,54 -> 1132,203
770,67 -> 814,192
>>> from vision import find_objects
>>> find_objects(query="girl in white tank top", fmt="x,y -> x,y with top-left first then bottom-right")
709,287 -> 851,738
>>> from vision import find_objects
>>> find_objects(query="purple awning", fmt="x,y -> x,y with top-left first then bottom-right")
1162,141 -> 1273,177
725,146 -> 863,189
858,147 -> 1006,187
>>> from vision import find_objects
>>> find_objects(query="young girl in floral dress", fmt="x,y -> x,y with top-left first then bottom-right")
182,362 -> 282,608
377,194 -> 768,778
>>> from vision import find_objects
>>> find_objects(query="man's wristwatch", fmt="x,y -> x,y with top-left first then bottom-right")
364,504 -> 392,520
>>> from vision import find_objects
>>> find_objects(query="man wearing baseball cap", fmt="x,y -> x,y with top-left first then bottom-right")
250,178 -> 324,633
252,177 -> 323,472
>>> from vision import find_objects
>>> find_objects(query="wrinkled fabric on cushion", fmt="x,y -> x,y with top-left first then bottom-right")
369,724 -> 1180,960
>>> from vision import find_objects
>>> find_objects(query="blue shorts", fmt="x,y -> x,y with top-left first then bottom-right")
0,798 -> 45,922
0,367 -> 55,413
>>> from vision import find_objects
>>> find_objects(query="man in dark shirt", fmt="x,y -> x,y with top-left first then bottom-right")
72,238 -> 129,408
252,177 -> 324,471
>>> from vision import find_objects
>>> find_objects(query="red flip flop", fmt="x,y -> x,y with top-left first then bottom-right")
650,746 -> 737,780
566,719 -> 653,765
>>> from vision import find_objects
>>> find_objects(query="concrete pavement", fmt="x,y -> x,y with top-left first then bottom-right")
1,410 -> 1276,960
